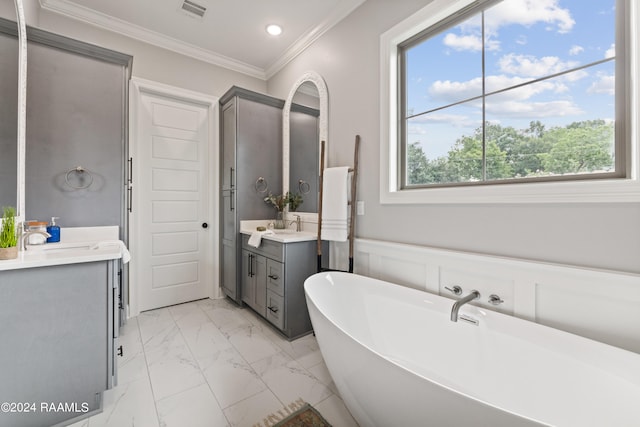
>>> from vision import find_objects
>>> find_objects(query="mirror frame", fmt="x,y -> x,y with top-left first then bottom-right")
15,0 -> 26,221
282,71 -> 328,216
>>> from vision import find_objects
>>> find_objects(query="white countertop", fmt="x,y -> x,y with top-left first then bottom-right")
240,220 -> 317,243
0,226 -> 129,271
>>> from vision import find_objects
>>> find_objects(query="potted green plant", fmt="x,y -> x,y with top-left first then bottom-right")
286,192 -> 303,212
0,206 -> 18,260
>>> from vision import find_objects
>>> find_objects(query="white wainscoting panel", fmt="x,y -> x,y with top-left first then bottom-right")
331,238 -> 640,353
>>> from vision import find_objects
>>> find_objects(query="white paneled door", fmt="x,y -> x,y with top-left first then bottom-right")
134,84 -> 216,312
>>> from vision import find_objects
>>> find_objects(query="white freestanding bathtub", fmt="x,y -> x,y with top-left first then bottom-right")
304,272 -> 640,427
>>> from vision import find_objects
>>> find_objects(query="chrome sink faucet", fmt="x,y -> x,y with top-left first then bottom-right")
288,214 -> 301,232
450,290 -> 480,322
20,230 -> 51,251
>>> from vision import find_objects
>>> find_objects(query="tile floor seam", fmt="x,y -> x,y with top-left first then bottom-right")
215,307 -> 315,416
220,330 -> 276,411
70,298 -> 359,427
136,315 -> 164,426
171,302 -> 235,426
239,326 -> 333,411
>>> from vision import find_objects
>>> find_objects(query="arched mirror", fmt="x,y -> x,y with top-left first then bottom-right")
0,0 -> 27,220
282,71 -> 328,215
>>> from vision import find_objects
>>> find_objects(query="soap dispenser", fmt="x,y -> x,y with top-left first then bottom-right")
46,217 -> 60,243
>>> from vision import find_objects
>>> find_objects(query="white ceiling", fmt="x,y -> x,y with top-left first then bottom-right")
39,0 -> 365,79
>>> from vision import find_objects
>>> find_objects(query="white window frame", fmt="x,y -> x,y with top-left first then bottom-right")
380,0 -> 640,204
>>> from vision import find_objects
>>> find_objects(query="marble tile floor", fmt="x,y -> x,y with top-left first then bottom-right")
68,297 -> 359,427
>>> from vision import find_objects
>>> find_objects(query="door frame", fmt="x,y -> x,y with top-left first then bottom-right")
129,77 -> 220,317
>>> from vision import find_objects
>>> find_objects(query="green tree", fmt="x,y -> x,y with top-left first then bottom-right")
446,127 -> 513,181
405,119 -> 614,186
485,121 -> 552,178
407,141 -> 430,185
542,120 -> 614,174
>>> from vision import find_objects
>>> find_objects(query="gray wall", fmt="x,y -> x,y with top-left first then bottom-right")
2,0 -> 638,272
0,3 -> 267,108
0,31 -> 18,210
0,3 -> 268,226
34,8 -> 267,97
24,40 -> 126,227
267,0 -> 640,274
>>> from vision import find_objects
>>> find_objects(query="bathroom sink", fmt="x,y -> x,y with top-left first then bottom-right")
27,240 -> 124,254
41,244 -> 95,253
27,243 -> 94,252
273,229 -> 299,234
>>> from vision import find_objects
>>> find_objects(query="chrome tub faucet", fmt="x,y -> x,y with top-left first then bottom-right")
450,290 -> 480,322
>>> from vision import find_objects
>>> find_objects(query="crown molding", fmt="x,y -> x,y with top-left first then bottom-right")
39,0 -> 266,79
264,0 -> 366,79
39,0 -> 365,81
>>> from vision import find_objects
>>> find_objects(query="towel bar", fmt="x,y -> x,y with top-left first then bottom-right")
317,135 -> 360,273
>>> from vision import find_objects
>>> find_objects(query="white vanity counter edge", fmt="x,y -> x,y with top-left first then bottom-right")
240,220 -> 317,243
0,226 -> 129,271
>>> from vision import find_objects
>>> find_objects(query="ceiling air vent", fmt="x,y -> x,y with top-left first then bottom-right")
180,0 -> 207,19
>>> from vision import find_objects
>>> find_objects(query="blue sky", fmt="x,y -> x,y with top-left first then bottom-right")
405,0 -> 616,159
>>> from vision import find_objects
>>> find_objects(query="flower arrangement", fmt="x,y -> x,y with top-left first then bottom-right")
264,193 -> 288,211
264,192 -> 304,212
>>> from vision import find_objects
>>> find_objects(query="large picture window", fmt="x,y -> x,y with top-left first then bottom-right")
399,0 -> 624,189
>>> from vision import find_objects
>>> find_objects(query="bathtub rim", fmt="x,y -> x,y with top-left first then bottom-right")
304,271 -> 640,426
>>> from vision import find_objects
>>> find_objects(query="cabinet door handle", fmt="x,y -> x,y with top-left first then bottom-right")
230,190 -> 234,211
230,167 -> 235,189
268,305 -> 278,314
268,274 -> 279,280
117,345 -> 123,357
248,253 -> 253,277
127,187 -> 133,213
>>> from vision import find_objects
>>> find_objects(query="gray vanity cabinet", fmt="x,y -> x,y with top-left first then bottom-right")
265,259 -> 286,331
241,234 -> 328,339
241,249 -> 267,316
220,87 -> 284,304
0,261 -> 119,427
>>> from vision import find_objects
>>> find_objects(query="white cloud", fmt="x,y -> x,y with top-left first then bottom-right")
410,113 -> 479,128
560,69 -> 588,83
426,74 -> 584,121
485,0 -> 575,34
443,33 -> 482,51
569,45 -> 584,56
429,77 -> 482,101
486,100 -> 583,117
429,74 -> 569,102
442,1 -> 575,53
588,74 -> 614,95
407,125 -> 428,135
442,33 -> 501,52
605,43 -> 615,59
498,53 -> 579,77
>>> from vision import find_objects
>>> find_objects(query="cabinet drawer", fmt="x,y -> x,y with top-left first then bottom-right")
266,259 -> 284,296
242,234 -> 284,262
266,290 -> 285,331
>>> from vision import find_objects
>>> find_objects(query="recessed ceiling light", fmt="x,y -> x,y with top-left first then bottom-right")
266,24 -> 283,36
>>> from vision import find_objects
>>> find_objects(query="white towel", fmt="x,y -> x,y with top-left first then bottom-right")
321,167 -> 350,241
90,240 -> 131,264
248,230 -> 274,248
